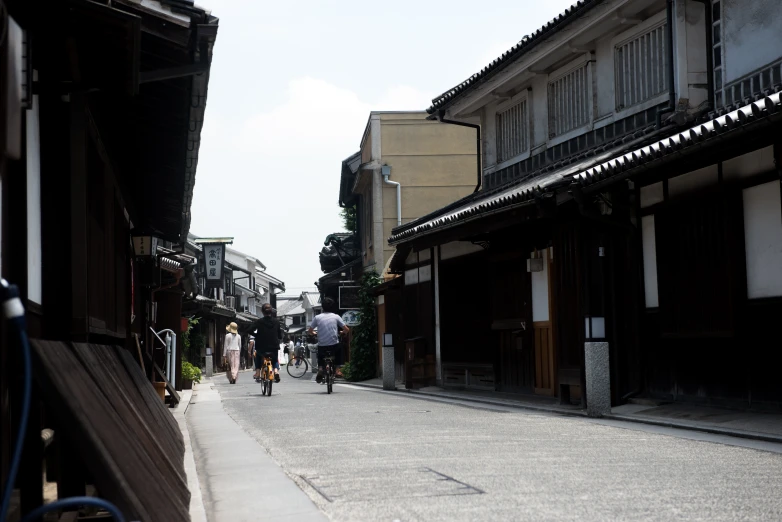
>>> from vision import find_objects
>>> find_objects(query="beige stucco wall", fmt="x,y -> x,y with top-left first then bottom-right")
367,112 -> 477,271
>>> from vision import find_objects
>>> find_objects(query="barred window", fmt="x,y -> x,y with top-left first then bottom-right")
495,99 -> 529,163
548,64 -> 590,138
615,23 -> 669,110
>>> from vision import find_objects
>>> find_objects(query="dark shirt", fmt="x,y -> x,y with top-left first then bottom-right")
254,316 -> 282,354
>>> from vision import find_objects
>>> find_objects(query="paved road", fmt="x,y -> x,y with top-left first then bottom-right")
200,370 -> 782,521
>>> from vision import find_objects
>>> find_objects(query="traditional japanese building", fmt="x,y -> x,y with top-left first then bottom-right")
387,0 -> 782,412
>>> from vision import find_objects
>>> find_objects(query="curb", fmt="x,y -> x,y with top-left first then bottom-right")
344,381 -> 782,444
602,413 -> 782,444
172,386 -> 209,522
343,381 -> 588,418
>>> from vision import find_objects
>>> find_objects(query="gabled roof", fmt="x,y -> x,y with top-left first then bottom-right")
302,292 -> 321,310
428,0 -> 600,114
393,91 -> 782,245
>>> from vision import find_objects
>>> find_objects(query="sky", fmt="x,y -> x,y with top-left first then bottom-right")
190,0 -> 579,293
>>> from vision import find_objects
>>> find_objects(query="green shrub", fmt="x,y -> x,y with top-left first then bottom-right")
182,361 -> 202,383
344,271 -> 381,382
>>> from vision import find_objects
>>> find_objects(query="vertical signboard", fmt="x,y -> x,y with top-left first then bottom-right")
203,243 -> 226,289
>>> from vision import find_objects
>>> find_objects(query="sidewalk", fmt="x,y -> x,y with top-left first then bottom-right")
184,378 -> 326,522
346,378 -> 782,443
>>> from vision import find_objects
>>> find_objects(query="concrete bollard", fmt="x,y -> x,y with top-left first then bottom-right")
382,346 -> 395,390
205,355 -> 213,378
584,342 -> 611,417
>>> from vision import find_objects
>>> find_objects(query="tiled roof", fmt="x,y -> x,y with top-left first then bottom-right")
428,0 -> 600,114
392,91 -> 782,244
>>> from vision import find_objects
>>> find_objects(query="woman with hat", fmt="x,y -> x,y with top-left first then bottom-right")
223,321 -> 242,384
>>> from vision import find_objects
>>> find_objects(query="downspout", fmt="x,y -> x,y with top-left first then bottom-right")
435,110 -> 482,192
693,0 -> 715,111
656,0 -> 677,128
381,165 -> 402,227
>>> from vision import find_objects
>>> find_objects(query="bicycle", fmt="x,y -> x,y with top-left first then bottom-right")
286,351 -> 309,378
322,350 -> 336,394
257,352 -> 274,396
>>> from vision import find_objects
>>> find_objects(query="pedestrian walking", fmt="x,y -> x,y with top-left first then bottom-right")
248,336 -> 256,371
223,322 -> 241,384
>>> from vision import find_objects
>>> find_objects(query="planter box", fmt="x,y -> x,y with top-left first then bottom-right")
181,379 -> 193,390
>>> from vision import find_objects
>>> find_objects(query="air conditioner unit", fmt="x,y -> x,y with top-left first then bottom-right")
224,296 -> 236,309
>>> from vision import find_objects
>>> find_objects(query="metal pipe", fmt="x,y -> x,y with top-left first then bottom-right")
435,111 -> 482,192
381,165 -> 402,227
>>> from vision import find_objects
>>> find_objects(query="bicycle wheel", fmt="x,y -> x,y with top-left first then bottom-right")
267,379 -> 273,396
326,372 -> 332,394
260,378 -> 267,395
287,357 -> 308,378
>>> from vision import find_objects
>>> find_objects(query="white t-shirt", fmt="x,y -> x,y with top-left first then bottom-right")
309,312 -> 345,346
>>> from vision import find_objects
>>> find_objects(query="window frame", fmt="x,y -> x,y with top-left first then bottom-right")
546,54 -> 594,145
494,91 -> 531,169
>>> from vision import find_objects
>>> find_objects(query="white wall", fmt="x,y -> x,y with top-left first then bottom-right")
26,87 -> 42,305
531,249 -> 550,322
743,181 -> 782,299
641,215 -> 659,308
723,0 -> 782,84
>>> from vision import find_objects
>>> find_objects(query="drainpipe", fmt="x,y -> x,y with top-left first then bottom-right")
381,164 -> 401,227
656,0 -> 677,128
693,0 -> 714,111
434,110 -> 482,192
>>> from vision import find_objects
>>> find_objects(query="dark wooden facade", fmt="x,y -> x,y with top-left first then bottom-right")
0,0 -> 218,517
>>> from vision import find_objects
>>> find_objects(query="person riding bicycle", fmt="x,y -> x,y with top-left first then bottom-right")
254,303 -> 283,383
307,297 -> 349,384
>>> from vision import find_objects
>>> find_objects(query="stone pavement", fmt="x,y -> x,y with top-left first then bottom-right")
184,376 -> 326,522
205,371 -> 782,521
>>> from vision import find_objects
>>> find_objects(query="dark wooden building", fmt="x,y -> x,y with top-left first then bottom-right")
0,0 -> 219,518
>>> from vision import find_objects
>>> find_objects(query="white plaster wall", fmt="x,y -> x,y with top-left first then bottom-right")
530,75 -> 549,148
641,215 -> 659,308
440,241 -> 484,261
640,182 -> 664,208
743,181 -> 782,298
531,250 -> 550,322
26,88 -> 42,305
594,35 -> 615,118
668,165 -> 718,197
684,0 -> 708,108
482,101 -> 498,168
723,0 -> 782,84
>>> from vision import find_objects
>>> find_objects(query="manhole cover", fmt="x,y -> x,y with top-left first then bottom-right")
301,467 -> 484,503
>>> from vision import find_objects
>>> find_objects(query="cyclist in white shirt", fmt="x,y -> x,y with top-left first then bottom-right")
307,297 -> 349,384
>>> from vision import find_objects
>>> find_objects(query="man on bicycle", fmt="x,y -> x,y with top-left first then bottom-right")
307,297 -> 349,384
254,303 -> 283,382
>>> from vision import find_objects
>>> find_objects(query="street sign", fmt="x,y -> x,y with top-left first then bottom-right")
202,243 -> 226,289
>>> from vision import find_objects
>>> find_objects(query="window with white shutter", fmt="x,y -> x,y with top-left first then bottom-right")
615,23 -> 669,110
495,98 -> 529,163
548,63 -> 591,138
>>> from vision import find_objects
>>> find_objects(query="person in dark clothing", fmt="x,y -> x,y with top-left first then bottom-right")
253,302 -> 283,382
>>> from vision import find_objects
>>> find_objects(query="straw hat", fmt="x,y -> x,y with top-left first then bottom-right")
229,322 -> 238,334
225,324 -> 230,332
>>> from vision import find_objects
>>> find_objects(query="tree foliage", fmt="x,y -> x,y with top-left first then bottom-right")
340,205 -> 357,233
341,270 -> 381,381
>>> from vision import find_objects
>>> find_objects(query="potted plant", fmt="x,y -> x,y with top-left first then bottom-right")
181,361 -> 202,390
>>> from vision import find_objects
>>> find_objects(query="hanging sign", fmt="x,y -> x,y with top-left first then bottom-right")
202,243 -> 226,289
342,310 -> 362,327
339,286 -> 360,310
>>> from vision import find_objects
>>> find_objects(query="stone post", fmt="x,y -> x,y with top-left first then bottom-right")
584,342 -> 610,417
382,345 -> 395,390
204,355 -> 213,378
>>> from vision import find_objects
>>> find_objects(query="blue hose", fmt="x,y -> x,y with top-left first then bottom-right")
0,283 -> 31,522
0,280 -> 128,522
21,496 -> 126,522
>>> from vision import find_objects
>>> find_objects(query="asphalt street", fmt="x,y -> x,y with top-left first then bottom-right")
191,370 -> 782,522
